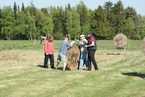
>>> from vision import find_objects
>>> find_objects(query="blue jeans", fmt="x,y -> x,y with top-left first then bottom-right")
79,51 -> 88,69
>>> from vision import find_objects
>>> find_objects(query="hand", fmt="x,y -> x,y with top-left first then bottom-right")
81,48 -> 84,52
85,45 -> 88,48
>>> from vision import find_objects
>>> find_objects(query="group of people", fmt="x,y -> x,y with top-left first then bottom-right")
42,33 -> 99,71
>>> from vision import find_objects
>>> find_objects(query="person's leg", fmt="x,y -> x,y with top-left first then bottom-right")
56,54 -> 61,69
62,55 -> 67,71
44,54 -> 48,68
83,52 -> 88,69
79,52 -> 84,70
49,54 -> 54,69
84,51 -> 88,69
90,50 -> 98,70
87,50 -> 92,71
63,62 -> 67,71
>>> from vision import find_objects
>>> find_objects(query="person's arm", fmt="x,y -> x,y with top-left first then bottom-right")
86,41 -> 95,47
43,40 -> 47,54
83,39 -> 88,44
67,42 -> 71,49
52,42 -> 55,53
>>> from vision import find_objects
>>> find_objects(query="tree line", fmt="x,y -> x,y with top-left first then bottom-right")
0,1 -> 145,40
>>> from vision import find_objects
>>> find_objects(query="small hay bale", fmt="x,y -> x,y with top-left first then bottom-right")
113,33 -> 128,49
67,44 -> 80,71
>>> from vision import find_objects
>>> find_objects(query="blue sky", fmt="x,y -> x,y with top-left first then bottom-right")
0,0 -> 145,16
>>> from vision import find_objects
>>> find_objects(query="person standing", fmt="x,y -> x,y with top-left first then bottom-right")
56,35 -> 71,71
79,34 -> 88,70
43,35 -> 55,69
87,33 -> 98,71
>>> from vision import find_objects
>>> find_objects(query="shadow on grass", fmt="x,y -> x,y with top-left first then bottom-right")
37,64 -> 46,68
122,72 -> 145,79
37,64 -> 66,71
56,67 -> 64,71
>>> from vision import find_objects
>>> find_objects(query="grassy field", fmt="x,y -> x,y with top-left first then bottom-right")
0,40 -> 143,50
0,40 -> 145,97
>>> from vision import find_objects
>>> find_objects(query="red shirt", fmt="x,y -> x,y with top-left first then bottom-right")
43,40 -> 54,55
88,35 -> 96,45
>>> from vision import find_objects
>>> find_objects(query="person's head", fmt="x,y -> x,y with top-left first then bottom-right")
64,36 -> 69,41
87,32 -> 97,39
64,33 -> 70,41
46,35 -> 53,42
80,34 -> 85,40
88,33 -> 92,37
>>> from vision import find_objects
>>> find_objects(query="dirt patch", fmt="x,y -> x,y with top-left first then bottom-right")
0,50 -> 43,62
0,51 -> 20,61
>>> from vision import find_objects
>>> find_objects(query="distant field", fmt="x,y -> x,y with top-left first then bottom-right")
0,40 -> 143,50
0,40 -> 145,97
0,40 -> 62,50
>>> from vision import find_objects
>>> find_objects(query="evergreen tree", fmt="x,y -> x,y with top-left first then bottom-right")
136,16 -> 145,39
13,11 -> 27,39
93,6 -> 112,39
71,9 -> 81,39
104,1 -> 113,18
0,8 -> 2,39
124,17 -> 135,39
21,2 -> 25,11
51,7 -> 64,39
77,1 -> 90,34
0,1 -> 144,40
13,2 -> 17,19
25,11 -> 36,40
1,7 -> 14,40
112,0 -> 125,34
65,8 -> 81,39
35,10 -> 53,38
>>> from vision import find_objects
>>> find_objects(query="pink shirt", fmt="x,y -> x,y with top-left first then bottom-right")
43,40 -> 54,55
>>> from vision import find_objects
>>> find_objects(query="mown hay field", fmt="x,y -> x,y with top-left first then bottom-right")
0,40 -> 145,97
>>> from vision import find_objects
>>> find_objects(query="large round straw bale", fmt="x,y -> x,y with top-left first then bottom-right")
113,33 -> 128,49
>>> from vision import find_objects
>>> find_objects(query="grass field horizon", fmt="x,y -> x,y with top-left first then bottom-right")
0,40 -> 145,97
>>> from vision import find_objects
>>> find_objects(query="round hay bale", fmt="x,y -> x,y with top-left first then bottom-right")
67,44 -> 80,71
113,33 -> 128,49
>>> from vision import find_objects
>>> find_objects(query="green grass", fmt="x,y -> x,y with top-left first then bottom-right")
97,40 -> 143,50
0,40 -> 62,51
0,40 -> 145,97
0,40 -> 144,51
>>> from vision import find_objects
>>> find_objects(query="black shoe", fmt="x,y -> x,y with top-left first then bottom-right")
95,68 -> 99,71
51,66 -> 55,69
44,66 -> 48,68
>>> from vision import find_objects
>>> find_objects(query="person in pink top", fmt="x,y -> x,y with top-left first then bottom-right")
43,35 -> 55,69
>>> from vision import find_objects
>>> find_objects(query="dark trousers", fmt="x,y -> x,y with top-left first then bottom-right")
88,50 -> 98,70
44,54 -> 54,68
